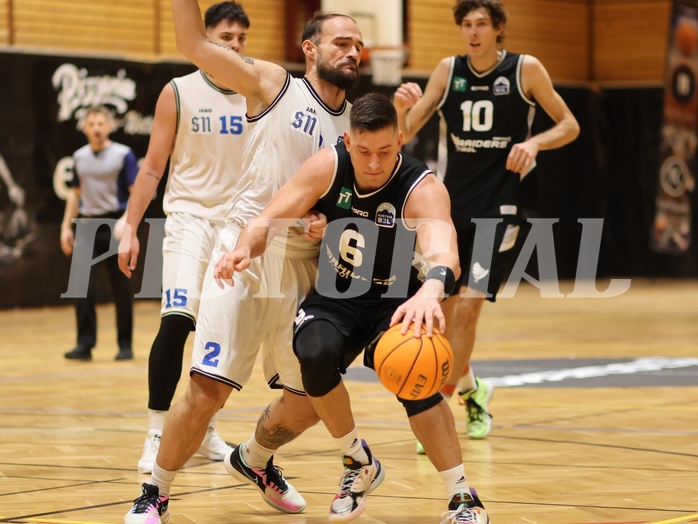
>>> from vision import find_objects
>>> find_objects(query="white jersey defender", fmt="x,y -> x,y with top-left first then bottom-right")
160,70 -> 248,321
192,74 -> 351,392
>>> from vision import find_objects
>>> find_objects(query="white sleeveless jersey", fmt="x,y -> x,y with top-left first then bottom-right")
227,75 -> 350,249
163,70 -> 248,221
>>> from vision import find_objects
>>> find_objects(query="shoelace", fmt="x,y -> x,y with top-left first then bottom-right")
337,464 -> 362,495
465,397 -> 490,422
132,490 -> 160,512
264,462 -> 289,493
440,503 -> 479,523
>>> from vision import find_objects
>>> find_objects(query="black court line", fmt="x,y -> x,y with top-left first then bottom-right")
2,488 -> 693,524
491,433 -> 698,459
0,478 -> 124,498
0,483 -> 250,523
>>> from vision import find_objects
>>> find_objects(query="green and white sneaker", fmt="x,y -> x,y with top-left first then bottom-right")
458,377 -> 494,439
415,440 -> 426,455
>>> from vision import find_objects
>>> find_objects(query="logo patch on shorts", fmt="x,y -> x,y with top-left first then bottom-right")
375,203 -> 396,228
471,262 -> 490,283
294,308 -> 315,329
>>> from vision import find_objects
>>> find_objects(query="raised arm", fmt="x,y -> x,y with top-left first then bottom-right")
214,147 -> 336,285
393,57 -> 450,143
508,55 -> 581,174
391,174 -> 460,335
172,0 -> 285,113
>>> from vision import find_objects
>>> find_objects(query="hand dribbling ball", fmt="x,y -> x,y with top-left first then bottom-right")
374,324 -> 453,400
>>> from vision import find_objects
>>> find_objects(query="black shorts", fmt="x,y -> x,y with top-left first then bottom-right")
455,220 -> 521,301
293,292 -> 402,371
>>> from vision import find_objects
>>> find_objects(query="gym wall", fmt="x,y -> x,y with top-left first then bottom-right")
0,1 -> 694,310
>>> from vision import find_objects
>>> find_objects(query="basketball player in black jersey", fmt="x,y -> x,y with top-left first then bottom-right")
394,0 -> 580,444
216,93 -> 490,524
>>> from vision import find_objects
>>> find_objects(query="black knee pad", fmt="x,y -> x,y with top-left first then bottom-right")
399,392 -> 444,417
294,320 -> 345,397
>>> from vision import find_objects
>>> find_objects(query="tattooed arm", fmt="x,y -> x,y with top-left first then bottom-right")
172,0 -> 286,114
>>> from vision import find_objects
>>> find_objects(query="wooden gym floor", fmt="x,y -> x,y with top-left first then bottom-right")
0,279 -> 697,524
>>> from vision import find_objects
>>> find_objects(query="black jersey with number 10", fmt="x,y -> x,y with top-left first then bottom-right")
438,51 -> 536,225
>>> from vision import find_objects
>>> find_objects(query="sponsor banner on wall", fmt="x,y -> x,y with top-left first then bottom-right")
652,0 -> 698,254
0,50 -> 444,309
0,51 -> 196,308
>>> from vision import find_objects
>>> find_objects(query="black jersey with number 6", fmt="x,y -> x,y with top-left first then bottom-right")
313,141 -> 431,300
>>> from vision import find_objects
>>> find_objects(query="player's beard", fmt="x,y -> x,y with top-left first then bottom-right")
317,55 -> 359,91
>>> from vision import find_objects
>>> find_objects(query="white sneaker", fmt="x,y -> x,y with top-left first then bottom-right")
329,439 -> 385,522
197,423 -> 233,460
137,430 -> 161,474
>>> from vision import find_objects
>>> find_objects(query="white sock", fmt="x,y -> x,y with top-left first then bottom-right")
334,427 -> 368,464
148,410 -> 167,433
151,462 -> 177,497
458,368 -> 477,393
241,435 -> 274,468
439,463 -> 470,499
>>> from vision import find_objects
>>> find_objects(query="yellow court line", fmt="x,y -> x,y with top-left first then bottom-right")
650,514 -> 698,524
7,516 -> 108,524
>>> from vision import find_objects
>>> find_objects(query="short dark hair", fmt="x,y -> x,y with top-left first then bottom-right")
205,1 -> 250,30
453,0 -> 507,44
350,93 -> 398,133
84,105 -> 110,120
301,11 -> 356,45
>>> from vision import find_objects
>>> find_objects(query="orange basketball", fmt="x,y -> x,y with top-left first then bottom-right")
374,324 -> 453,400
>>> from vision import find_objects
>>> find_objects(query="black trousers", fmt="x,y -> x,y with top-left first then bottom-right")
74,216 -> 133,350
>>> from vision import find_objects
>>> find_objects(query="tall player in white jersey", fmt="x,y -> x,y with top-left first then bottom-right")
123,2 -> 364,523
118,2 -> 250,475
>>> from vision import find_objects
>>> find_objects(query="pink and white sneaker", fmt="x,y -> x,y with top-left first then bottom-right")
124,483 -> 170,524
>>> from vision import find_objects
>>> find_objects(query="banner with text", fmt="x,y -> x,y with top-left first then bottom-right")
0,51 -> 196,308
652,0 -> 698,254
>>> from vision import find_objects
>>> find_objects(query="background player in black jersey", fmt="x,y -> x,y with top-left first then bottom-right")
216,93 -> 491,524
393,0 -> 580,445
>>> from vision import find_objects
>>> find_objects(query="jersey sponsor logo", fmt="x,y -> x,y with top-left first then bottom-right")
198,108 -> 212,113
450,133 -> 510,153
351,206 -> 369,217
493,76 -> 510,95
337,188 -> 353,209
471,262 -> 490,283
452,77 -> 468,92
375,203 -> 396,228
324,245 -> 368,282
471,85 -> 489,91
